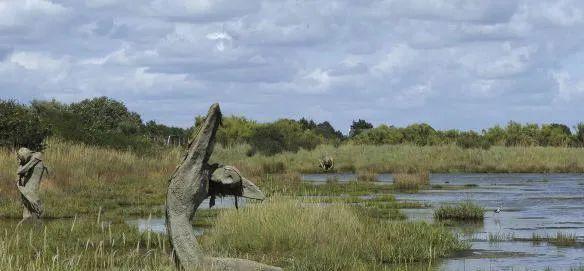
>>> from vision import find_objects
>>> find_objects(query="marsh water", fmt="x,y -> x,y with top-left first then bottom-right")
126,173 -> 584,270
307,173 -> 584,270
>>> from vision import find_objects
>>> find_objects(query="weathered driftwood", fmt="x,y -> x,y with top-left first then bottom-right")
16,148 -> 46,221
165,103 -> 282,271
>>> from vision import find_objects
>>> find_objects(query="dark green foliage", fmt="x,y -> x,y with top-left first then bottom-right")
352,125 -> 403,145
402,123 -> 438,146
8,96 -> 584,155
248,120 -> 323,155
456,131 -> 491,149
30,97 -> 189,153
69,97 -> 143,137
349,119 -> 373,137
0,100 -> 49,150
575,123 -> 584,146
313,121 -> 344,141
144,120 -> 189,145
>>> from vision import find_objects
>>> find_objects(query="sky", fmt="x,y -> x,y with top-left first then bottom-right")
2,0 -> 584,133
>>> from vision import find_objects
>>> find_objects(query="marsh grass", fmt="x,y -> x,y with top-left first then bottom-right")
211,144 -> 584,174
201,198 -> 467,270
356,169 -> 378,182
433,202 -> 485,221
551,232 -> 577,246
393,171 -> 430,191
0,139 -> 180,219
529,232 -> 578,247
0,217 -> 174,270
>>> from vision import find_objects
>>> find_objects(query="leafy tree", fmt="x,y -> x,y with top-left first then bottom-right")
351,125 -> 403,145
69,97 -> 142,137
505,121 -> 537,147
313,121 -> 344,142
456,131 -> 491,149
349,119 -> 373,137
483,125 -> 506,145
0,100 -> 49,150
575,123 -> 584,146
402,123 -> 437,146
249,119 -> 323,155
538,123 -> 572,147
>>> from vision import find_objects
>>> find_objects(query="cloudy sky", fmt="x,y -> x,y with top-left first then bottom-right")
2,0 -> 584,132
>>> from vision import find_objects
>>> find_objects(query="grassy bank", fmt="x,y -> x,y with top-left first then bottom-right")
0,138 -> 180,218
213,144 -> 584,174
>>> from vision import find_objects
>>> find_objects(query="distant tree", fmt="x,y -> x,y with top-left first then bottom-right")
505,121 -> 537,147
0,100 -> 49,150
575,123 -> 584,146
538,123 -> 572,147
483,125 -> 506,146
351,124 -> 403,145
69,97 -> 142,137
299,118 -> 317,130
402,123 -> 437,146
249,119 -> 323,155
456,131 -> 491,149
313,121 -> 344,141
349,119 -> 373,137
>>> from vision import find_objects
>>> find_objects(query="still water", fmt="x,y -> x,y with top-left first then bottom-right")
400,173 -> 584,271
128,173 -> 584,270
305,173 -> 584,270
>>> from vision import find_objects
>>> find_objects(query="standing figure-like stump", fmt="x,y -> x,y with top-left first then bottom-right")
165,103 -> 282,271
319,155 -> 334,171
16,148 -> 47,222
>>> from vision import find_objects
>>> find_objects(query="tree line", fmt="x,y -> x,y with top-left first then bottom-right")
2,97 -> 584,155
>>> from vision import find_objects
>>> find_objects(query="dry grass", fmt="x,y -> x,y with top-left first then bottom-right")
0,138 -> 181,218
393,171 -> 430,191
211,143 -> 584,174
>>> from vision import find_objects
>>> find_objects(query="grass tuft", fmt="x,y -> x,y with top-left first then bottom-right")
393,171 -> 430,191
434,201 -> 485,221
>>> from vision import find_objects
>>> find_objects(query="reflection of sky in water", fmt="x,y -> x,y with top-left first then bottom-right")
304,173 -> 584,270
393,173 -> 584,270
126,196 -> 244,235
127,173 -> 584,270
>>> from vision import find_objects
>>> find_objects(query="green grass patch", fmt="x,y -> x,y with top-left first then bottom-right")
434,201 -> 485,221
202,198 -> 467,270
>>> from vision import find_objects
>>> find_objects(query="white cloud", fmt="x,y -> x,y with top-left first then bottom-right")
4,0 -> 584,129
0,0 -> 68,29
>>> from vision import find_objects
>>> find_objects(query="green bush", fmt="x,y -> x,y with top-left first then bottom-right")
456,131 -> 491,149
0,100 -> 49,150
248,120 -> 323,156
